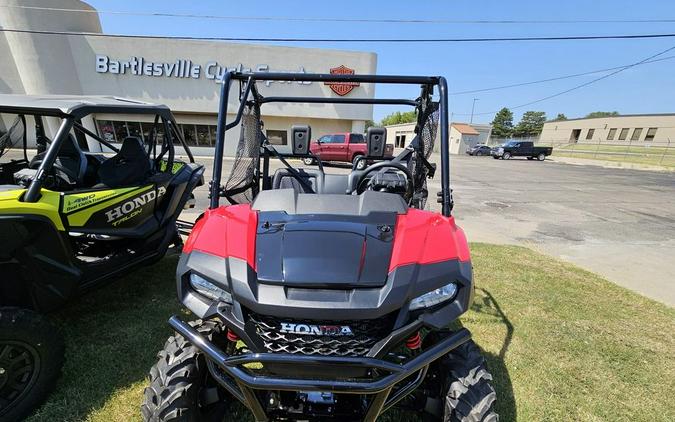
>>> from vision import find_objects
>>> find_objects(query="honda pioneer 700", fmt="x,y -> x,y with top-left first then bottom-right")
0,95 -> 203,421
142,72 -> 498,421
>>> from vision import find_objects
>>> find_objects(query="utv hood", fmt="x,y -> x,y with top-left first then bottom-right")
255,212 -> 397,288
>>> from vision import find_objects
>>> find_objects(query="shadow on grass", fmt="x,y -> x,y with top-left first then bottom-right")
472,288 -> 517,422
27,257 -> 184,421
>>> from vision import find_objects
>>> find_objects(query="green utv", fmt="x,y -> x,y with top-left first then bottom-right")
0,95 -> 203,421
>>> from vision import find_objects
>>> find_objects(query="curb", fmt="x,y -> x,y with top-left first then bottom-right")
549,156 -> 674,173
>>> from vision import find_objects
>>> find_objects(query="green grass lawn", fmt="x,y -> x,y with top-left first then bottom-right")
27,244 -> 675,422
552,144 -> 675,168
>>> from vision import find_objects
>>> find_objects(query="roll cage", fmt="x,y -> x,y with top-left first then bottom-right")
210,71 -> 453,216
0,95 -> 196,202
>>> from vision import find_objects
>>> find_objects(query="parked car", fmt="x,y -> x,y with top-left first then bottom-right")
466,144 -> 492,156
303,132 -> 394,170
491,141 -> 552,161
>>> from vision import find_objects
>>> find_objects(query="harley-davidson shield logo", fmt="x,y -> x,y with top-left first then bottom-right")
325,65 -> 359,96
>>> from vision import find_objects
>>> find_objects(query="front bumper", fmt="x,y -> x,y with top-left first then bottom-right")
169,315 -> 471,422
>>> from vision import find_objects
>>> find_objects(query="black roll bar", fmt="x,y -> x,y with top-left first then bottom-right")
438,77 -> 451,216
210,72 -> 232,209
230,72 -> 440,85
210,71 -> 453,216
260,97 -> 419,107
24,117 -> 74,202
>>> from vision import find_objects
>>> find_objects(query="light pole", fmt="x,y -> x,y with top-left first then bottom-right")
470,98 -> 479,124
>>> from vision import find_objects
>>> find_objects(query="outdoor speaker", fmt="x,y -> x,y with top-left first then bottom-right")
291,125 -> 311,155
367,127 -> 386,158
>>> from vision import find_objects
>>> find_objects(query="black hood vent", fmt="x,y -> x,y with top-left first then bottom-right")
255,211 -> 396,288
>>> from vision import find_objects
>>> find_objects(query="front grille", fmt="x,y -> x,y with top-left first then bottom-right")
246,312 -> 395,357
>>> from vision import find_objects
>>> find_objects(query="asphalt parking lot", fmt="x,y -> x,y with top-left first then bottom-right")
186,154 -> 675,306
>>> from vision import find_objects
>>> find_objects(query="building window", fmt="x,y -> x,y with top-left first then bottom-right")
586,129 -> 595,140
645,127 -> 658,141
115,121 -> 130,142
618,128 -> 629,140
127,122 -> 143,139
266,130 -> 287,145
181,124 -> 196,146
96,120 -> 115,143
607,128 -> 617,140
571,129 -> 581,142
630,128 -> 642,141
196,125 -> 211,146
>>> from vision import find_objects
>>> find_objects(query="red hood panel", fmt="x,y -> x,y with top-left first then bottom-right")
183,204 -> 258,269
388,209 -> 470,272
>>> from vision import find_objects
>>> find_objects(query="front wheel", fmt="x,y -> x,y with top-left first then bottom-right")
302,157 -> 315,166
537,153 -> 546,161
502,152 -> 511,160
141,320 -> 230,422
439,340 -> 498,422
0,308 -> 64,421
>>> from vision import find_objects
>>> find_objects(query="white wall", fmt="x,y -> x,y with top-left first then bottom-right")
540,115 -> 675,145
0,0 -> 378,155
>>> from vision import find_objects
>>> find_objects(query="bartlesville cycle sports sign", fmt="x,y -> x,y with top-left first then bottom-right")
96,55 -> 359,95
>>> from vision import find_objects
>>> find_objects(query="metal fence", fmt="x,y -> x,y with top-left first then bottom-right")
538,137 -> 675,168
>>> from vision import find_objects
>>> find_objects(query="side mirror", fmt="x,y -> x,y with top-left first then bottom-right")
291,125 -> 311,155
366,127 -> 386,158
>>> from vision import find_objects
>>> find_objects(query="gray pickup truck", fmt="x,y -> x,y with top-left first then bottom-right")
491,141 -> 553,161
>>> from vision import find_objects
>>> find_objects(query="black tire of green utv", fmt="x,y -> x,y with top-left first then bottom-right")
442,340 -> 498,422
0,307 -> 64,422
141,320 -> 229,422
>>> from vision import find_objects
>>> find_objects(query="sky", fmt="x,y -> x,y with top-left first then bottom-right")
86,0 -> 675,124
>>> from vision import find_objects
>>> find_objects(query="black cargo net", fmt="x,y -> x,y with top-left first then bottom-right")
409,101 -> 439,209
0,115 -> 26,158
222,105 -> 261,204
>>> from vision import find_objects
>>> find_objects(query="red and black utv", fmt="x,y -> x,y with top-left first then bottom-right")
142,72 -> 498,421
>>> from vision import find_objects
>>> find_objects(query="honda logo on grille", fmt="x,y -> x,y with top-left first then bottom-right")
279,322 -> 354,336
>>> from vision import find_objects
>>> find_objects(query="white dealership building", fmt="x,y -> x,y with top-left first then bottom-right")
0,0 -> 377,155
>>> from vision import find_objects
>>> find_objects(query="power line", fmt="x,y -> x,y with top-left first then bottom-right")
3,4 -> 675,25
450,55 -> 675,95
453,44 -> 675,117
2,28 -> 675,43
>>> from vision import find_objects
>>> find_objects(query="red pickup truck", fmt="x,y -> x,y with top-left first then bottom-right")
303,132 -> 394,170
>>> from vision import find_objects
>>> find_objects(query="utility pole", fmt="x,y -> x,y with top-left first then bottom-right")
470,98 -> 479,124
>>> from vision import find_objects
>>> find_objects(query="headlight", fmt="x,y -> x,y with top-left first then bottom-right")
498,147 -> 504,152
409,282 -> 458,310
189,273 -> 232,303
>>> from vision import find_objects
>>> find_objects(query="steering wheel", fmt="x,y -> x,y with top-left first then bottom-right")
353,161 -> 414,201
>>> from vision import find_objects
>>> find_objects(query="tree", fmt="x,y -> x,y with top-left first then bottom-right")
490,107 -> 514,138
585,111 -> 619,118
380,110 -> 417,126
554,113 -> 567,121
364,120 -> 376,130
513,111 -> 547,137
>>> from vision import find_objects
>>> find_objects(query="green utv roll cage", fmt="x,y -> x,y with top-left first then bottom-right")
0,95 -> 204,421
